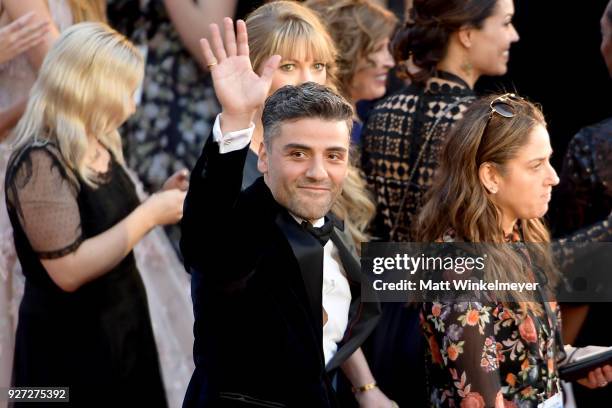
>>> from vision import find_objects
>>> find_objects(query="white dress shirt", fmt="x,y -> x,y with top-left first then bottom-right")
213,114 -> 352,365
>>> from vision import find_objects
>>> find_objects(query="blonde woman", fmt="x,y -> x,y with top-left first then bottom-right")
239,0 -> 375,247
0,0 -> 105,397
5,22 -> 185,406
1,4 -> 194,406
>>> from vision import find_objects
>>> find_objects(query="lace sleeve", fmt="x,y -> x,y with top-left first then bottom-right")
7,146 -> 83,258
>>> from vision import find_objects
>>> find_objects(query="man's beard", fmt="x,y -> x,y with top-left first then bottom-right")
284,186 -> 340,221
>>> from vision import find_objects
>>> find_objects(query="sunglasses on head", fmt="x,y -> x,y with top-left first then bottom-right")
489,93 -> 523,118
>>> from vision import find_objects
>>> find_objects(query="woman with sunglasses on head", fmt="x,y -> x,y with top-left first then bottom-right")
416,94 -> 612,407
358,1 -> 519,404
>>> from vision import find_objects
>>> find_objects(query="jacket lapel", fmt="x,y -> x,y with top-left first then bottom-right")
274,211 -> 325,362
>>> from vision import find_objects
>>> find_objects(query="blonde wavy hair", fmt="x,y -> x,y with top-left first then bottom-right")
11,22 -> 144,187
305,0 -> 397,99
246,1 -> 376,247
415,94 -> 559,314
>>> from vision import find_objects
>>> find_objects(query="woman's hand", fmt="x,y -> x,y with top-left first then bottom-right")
143,189 -> 187,226
162,169 -> 189,191
577,364 -> 612,389
0,11 -> 49,64
199,17 -> 280,130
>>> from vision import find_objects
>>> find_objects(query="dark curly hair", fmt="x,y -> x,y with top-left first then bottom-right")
393,0 -> 498,83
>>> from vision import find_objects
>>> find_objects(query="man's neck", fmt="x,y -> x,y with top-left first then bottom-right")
289,213 -> 324,227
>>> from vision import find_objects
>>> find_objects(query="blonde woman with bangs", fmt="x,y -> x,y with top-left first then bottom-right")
238,0 -> 376,248
4,22 -> 185,407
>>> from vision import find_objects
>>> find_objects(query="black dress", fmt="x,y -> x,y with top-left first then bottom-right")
549,118 -> 612,407
5,142 -> 166,407
359,72 -> 475,407
361,71 -> 475,242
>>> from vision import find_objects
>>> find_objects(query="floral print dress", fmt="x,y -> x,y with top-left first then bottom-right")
421,229 -> 563,408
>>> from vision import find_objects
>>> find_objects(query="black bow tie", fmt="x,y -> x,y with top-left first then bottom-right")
301,219 -> 334,246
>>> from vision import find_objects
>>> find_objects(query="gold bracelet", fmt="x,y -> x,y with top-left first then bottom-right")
352,382 -> 378,393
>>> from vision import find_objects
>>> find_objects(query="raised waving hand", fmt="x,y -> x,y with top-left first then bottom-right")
200,18 -> 280,131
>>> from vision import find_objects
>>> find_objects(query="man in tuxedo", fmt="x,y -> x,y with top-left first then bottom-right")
180,19 -> 383,408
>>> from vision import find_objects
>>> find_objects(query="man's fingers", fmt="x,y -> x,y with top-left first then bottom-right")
236,19 -> 249,56
223,17 -> 237,57
199,38 -> 217,67
209,23 -> 227,62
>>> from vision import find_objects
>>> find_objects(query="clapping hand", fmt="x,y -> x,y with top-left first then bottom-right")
199,18 -> 280,131
0,12 -> 49,64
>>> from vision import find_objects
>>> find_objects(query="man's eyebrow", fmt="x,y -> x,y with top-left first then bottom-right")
325,146 -> 348,153
281,144 -> 348,153
282,143 -> 312,151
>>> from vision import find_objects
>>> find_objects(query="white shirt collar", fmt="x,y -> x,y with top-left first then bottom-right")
289,213 -> 325,228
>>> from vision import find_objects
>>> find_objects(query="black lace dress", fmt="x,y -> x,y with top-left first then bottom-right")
550,118 -> 612,407
360,72 -> 475,408
5,143 -> 166,407
361,71 -> 476,242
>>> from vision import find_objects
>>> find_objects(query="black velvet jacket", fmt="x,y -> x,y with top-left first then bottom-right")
180,136 -> 380,407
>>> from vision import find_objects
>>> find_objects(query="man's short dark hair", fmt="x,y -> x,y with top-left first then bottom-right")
261,82 -> 354,148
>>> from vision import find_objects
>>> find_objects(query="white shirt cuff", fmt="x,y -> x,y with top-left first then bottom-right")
212,113 -> 255,154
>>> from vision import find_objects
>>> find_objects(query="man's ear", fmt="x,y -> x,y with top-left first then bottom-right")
257,142 -> 268,173
478,162 -> 501,194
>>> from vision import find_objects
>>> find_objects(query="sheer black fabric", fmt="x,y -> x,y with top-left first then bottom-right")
6,146 -> 82,258
5,142 -> 167,407
361,71 -> 476,242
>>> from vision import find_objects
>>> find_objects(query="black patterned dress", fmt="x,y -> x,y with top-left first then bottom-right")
549,118 -> 612,407
361,71 -> 475,242
5,142 -> 166,407
107,0 -> 221,193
